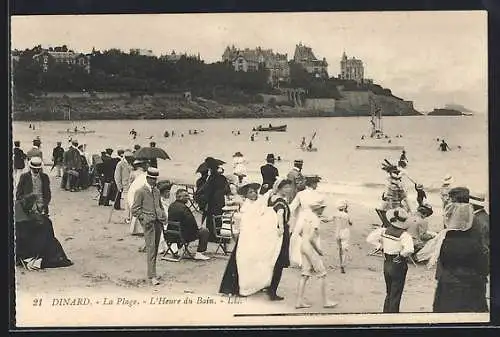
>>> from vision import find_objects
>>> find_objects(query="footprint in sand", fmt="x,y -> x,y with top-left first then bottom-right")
64,237 -> 74,241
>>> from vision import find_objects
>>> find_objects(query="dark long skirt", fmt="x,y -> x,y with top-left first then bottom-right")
15,215 -> 73,269
433,280 -> 489,312
219,240 -> 240,295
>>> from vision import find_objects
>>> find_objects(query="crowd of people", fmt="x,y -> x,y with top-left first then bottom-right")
12,135 -> 489,314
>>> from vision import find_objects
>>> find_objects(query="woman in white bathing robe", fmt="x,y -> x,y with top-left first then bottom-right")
288,186 -> 322,268
235,190 -> 283,296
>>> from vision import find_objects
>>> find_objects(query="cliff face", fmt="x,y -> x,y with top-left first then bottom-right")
334,88 -> 421,116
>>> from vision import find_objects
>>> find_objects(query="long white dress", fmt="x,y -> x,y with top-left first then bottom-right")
232,156 -> 247,177
236,191 -> 282,296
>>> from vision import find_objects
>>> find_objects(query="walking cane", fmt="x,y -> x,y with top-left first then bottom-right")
107,192 -> 121,223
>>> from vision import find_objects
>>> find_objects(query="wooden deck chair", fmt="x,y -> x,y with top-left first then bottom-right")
214,213 -> 234,255
161,220 -> 195,262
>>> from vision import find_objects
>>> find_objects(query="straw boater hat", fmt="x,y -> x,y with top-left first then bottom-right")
386,208 -> 409,229
146,167 -> 160,179
415,183 -> 424,190
469,192 -> 486,208
305,174 -> 322,185
29,157 -> 43,169
442,174 -> 453,185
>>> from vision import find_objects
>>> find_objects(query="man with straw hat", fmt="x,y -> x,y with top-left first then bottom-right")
16,157 -> 51,216
366,207 -> 414,313
131,167 -> 166,286
295,197 -> 338,309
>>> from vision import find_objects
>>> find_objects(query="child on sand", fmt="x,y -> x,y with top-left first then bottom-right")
295,198 -> 338,309
333,200 -> 353,274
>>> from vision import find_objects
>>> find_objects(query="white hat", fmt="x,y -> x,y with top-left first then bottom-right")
443,174 -> 453,184
29,157 -> 43,169
310,197 -> 327,210
386,208 -> 409,229
133,159 -> 147,165
123,151 -> 134,157
146,167 -> 160,179
336,199 -> 348,210
469,192 -> 486,208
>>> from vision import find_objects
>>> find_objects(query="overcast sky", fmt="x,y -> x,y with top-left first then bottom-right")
11,11 -> 487,112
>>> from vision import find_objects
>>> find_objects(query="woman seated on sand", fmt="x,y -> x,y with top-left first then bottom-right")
15,194 -> 73,270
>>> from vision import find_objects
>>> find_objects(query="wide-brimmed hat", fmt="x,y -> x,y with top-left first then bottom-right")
266,153 -> 275,162
442,174 -> 453,184
417,203 -> 434,217
469,192 -> 486,208
449,186 -> 469,203
415,183 -> 424,190
146,167 -> 160,179
29,157 -> 43,169
124,151 -> 134,158
305,174 -> 322,185
238,182 -> 261,196
310,198 -> 327,211
233,151 -> 244,157
205,156 -> 224,169
386,208 -> 409,229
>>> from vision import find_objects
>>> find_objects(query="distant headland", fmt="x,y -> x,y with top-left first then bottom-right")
427,104 -> 474,116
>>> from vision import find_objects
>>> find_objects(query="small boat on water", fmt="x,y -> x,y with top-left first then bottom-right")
355,97 -> 403,151
252,124 -> 287,132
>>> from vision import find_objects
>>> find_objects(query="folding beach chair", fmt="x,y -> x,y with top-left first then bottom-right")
161,221 -> 195,262
213,213 -> 235,255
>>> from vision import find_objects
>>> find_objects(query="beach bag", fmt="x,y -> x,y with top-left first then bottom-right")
237,191 -> 282,296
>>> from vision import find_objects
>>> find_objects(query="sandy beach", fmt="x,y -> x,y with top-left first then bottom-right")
15,171 -> 464,327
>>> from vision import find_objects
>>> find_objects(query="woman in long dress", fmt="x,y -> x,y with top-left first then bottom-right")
430,188 -> 489,312
219,182 -> 260,296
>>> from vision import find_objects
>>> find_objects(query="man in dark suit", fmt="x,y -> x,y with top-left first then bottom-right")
16,157 -> 51,215
26,139 -> 43,161
260,153 -> 279,195
98,148 -> 118,206
167,189 -> 210,261
52,141 -> 65,178
62,140 -> 82,192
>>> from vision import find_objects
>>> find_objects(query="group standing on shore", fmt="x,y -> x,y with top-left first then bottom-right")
12,130 -> 489,314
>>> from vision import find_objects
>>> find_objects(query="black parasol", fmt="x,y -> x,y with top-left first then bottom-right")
196,157 -> 225,173
134,146 -> 171,160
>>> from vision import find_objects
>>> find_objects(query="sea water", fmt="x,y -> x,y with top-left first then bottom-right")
13,115 -> 488,209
